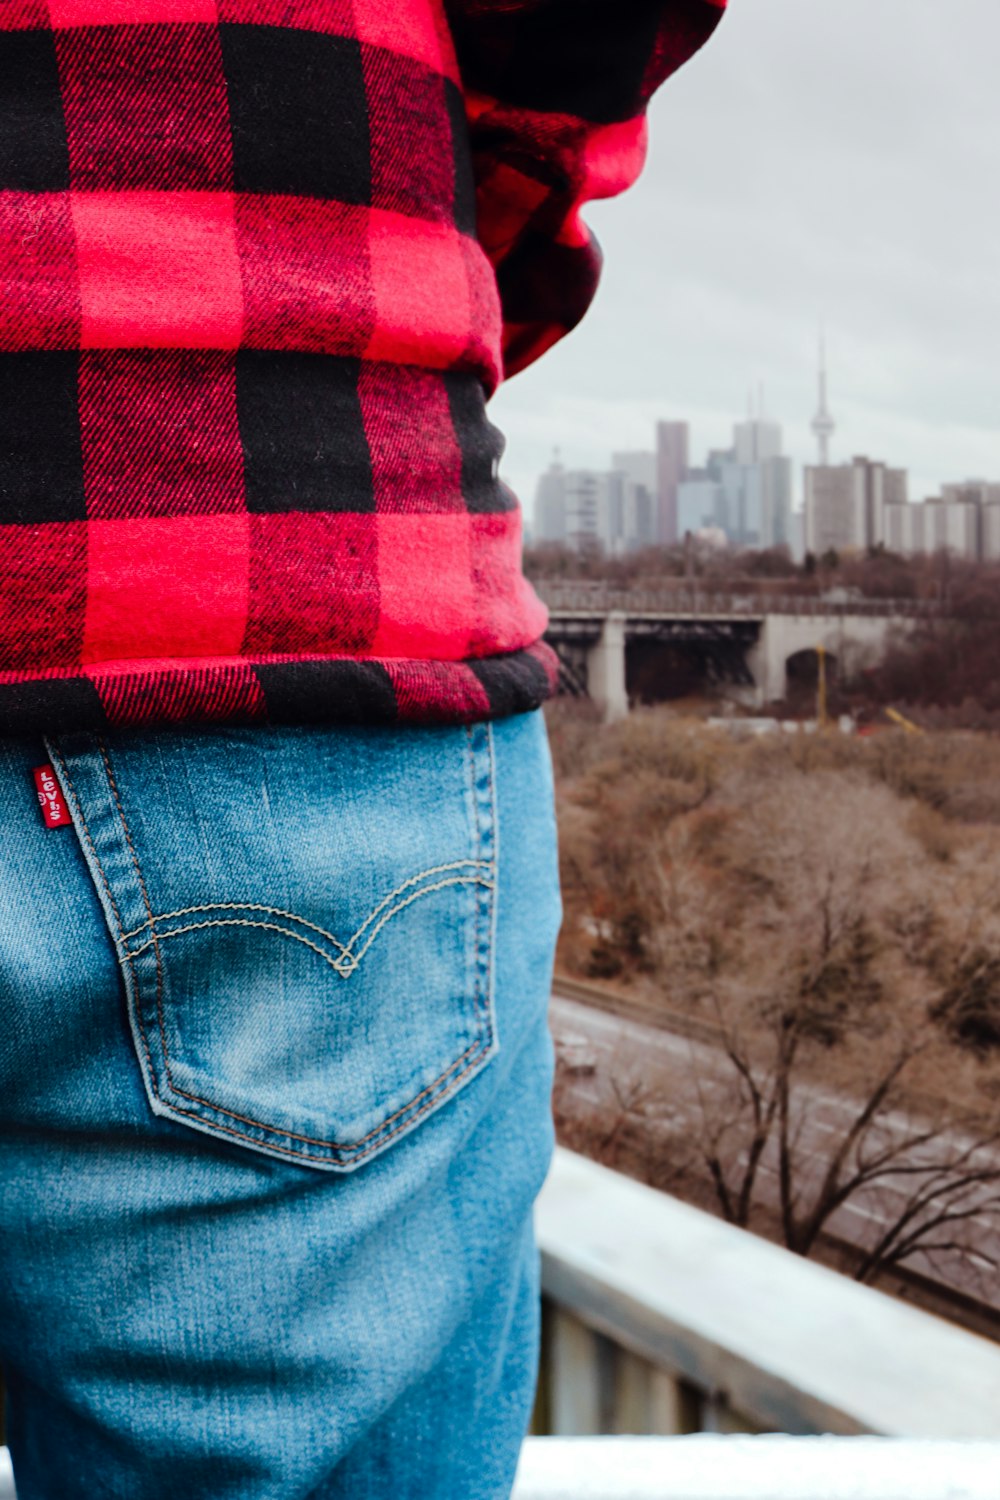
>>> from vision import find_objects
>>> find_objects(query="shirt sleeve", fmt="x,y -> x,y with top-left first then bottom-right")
444,0 -> 729,379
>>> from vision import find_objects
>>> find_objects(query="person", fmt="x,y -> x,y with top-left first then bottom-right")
0,0 -> 728,1493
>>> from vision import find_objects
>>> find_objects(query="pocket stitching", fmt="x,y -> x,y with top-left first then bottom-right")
98,739 -> 174,1100
48,742 -> 161,1095
122,881 -> 494,978
160,1035 -> 494,1166
118,858 -> 491,950
466,722 -> 486,1030
119,862 -> 495,975
59,729 -> 497,1163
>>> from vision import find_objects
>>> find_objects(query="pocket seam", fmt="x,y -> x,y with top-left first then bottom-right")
52,728 -> 498,1165
48,741 -> 163,1088
159,1037 -> 494,1167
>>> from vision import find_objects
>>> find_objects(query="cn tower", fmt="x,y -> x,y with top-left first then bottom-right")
811,331 -> 835,465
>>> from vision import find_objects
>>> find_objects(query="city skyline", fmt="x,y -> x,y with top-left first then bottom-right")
489,0 -> 1000,520
520,356 -> 1000,542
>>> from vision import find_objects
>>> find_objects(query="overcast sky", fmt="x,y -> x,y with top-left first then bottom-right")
489,0 -> 1000,528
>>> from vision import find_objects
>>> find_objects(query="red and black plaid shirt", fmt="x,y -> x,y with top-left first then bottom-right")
0,0 -> 726,732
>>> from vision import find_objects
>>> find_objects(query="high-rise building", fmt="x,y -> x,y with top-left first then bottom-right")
618,477 -> 657,552
942,482 -> 1000,559
941,480 -> 1000,507
804,465 -> 859,554
655,421 -> 689,545
983,505 -> 1000,561
533,456 -> 607,549
532,455 -> 657,554
760,454 -> 794,549
804,456 -> 907,555
533,452 -> 567,543
733,418 -> 782,466
563,469 -> 602,549
883,501 -> 926,556
611,450 -> 658,551
676,421 -> 791,550
612,450 -> 657,493
881,481 -> 1000,561
921,498 -> 978,559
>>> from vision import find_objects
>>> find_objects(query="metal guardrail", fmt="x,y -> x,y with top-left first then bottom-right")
534,582 -> 939,620
512,1436 -> 1000,1499
535,1149 -> 1000,1439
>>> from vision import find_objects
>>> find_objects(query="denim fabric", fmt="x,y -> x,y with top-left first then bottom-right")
0,711 -> 560,1499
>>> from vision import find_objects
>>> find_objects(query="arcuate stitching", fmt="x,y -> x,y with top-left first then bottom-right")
90,729 -> 497,1158
119,858 -> 495,969
122,874 -> 495,977
119,858 -> 491,943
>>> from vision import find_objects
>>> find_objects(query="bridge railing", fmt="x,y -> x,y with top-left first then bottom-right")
3,1437 -> 999,1500
533,582 -> 940,619
533,1149 -> 1000,1440
512,1436 -> 1000,1499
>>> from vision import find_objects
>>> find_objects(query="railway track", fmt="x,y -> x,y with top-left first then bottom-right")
551,974 -> 995,1134
553,973 -> 724,1045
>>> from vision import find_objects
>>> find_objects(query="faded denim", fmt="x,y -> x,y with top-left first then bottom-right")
0,710 -> 560,1499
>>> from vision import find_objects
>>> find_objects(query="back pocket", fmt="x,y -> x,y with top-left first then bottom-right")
46,721 -> 498,1171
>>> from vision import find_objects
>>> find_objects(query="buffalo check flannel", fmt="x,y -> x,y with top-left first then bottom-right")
0,0 -> 727,732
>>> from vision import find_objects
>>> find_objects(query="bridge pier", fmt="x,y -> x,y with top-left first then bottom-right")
586,611 -> 628,722
743,618 -> 778,708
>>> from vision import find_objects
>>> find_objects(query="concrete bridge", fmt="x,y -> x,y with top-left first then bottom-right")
536,582 -> 936,719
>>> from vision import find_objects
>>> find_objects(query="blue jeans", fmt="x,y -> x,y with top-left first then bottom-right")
0,711 -> 560,1498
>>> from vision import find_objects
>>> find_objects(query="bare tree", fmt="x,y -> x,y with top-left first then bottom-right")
551,707 -> 1000,1300
690,996 -> 1000,1291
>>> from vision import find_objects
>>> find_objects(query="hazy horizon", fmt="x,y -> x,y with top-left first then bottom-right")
489,0 -> 1000,529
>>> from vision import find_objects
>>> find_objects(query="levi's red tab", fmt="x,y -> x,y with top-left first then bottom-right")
34,764 -> 72,828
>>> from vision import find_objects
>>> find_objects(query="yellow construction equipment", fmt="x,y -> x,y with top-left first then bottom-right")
884,706 -> 924,735
816,644 -> 828,729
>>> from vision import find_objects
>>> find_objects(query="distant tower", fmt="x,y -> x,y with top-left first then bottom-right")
811,331 -> 835,466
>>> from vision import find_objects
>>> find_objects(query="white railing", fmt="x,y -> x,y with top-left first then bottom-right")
512,1436 -> 1000,1499
533,1150 -> 1000,1438
3,1434 -> 998,1500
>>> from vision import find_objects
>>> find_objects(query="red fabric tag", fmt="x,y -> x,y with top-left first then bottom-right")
34,764 -> 72,828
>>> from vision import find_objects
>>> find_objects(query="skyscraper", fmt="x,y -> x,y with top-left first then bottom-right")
733,418 -> 782,466
804,456 -> 907,554
675,420 -> 791,549
655,421 -> 689,544
533,451 -> 567,542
